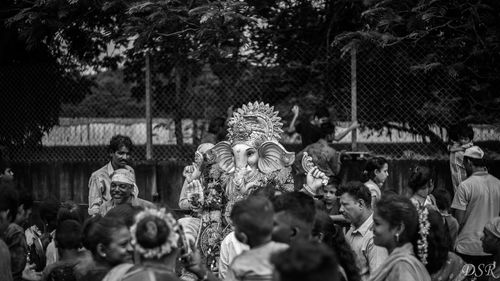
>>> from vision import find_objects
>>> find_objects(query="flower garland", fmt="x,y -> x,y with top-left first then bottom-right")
130,208 -> 179,259
416,206 -> 430,265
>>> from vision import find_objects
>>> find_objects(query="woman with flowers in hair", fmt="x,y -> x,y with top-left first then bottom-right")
370,194 -> 431,281
408,165 -> 437,210
102,208 -> 181,281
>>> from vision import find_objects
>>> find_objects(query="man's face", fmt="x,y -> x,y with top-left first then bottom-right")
272,211 -> 293,244
110,181 -> 134,204
110,146 -> 130,169
339,193 -> 364,225
16,206 -> 32,227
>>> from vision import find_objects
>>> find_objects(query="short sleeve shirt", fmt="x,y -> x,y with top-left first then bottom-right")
451,171 -> 500,256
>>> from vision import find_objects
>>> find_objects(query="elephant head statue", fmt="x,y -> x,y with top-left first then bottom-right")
211,102 -> 295,193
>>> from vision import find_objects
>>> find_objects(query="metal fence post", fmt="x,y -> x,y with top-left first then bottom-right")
351,45 -> 358,151
145,52 -> 153,160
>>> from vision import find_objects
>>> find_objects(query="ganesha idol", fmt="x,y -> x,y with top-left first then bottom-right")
178,102 -> 295,274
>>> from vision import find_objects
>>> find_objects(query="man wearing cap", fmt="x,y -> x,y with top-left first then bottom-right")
482,217 -> 500,281
99,168 -> 155,216
452,146 -> 500,276
88,135 -> 140,216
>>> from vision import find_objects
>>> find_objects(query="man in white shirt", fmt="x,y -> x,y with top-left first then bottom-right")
338,181 -> 388,281
452,146 -> 500,274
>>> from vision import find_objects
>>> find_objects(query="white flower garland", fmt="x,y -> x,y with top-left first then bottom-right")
416,206 -> 430,265
130,208 -> 179,259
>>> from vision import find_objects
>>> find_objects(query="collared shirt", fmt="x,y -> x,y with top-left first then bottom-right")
99,197 -> 155,217
452,171 -> 500,256
226,241 -> 288,281
345,214 -> 388,281
219,231 -> 250,280
88,162 -> 139,216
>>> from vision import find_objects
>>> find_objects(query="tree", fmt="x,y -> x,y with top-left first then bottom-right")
0,0 -> 90,147
335,0 -> 500,143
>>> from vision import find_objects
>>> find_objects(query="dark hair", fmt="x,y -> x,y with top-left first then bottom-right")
273,192 -> 316,227
82,215 -> 127,256
18,192 -> 34,211
56,219 -> 83,250
362,157 -> 388,182
250,181 -> 276,200
0,186 -> 18,222
108,135 -> 133,154
314,106 -> 330,119
313,211 -> 361,281
449,123 -> 473,142
433,189 -> 452,211
408,165 -> 432,193
135,215 -> 169,250
39,197 -> 61,224
426,208 -> 450,274
375,195 -> 418,249
57,201 -> 83,224
336,181 -> 372,208
231,195 -> 274,245
105,203 -> 142,228
271,240 -> 339,281
208,117 -> 226,134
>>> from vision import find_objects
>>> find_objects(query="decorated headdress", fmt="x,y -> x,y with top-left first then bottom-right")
227,102 -> 284,147
130,208 -> 179,259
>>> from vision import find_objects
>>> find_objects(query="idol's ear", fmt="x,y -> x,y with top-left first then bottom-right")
257,141 -> 295,174
212,141 -> 235,173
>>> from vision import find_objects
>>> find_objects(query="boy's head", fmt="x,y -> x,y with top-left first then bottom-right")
321,184 -> 338,205
230,195 -> 274,247
55,219 -> 83,250
272,192 -> 316,244
57,201 -> 83,225
433,189 -> 452,212
0,160 -> 14,182
449,123 -> 473,144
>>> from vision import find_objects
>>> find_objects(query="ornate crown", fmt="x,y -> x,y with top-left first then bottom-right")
227,102 -> 284,146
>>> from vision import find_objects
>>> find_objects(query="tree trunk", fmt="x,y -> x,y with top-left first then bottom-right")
174,66 -> 184,145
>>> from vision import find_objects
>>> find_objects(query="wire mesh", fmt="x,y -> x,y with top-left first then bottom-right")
2,41 -> 466,163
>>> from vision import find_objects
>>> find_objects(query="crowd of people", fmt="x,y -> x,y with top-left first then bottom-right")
0,119 -> 499,281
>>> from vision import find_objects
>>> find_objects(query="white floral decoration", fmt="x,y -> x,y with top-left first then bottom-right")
130,207 -> 179,259
416,206 -> 430,265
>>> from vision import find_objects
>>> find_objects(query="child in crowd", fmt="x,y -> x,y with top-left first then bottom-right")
448,123 -> 474,193
225,195 -> 288,281
42,219 -> 88,281
272,192 -> 316,244
361,157 -> 389,209
320,179 -> 341,216
433,188 -> 459,246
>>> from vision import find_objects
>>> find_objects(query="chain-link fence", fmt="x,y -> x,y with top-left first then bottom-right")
3,41 -> 494,163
